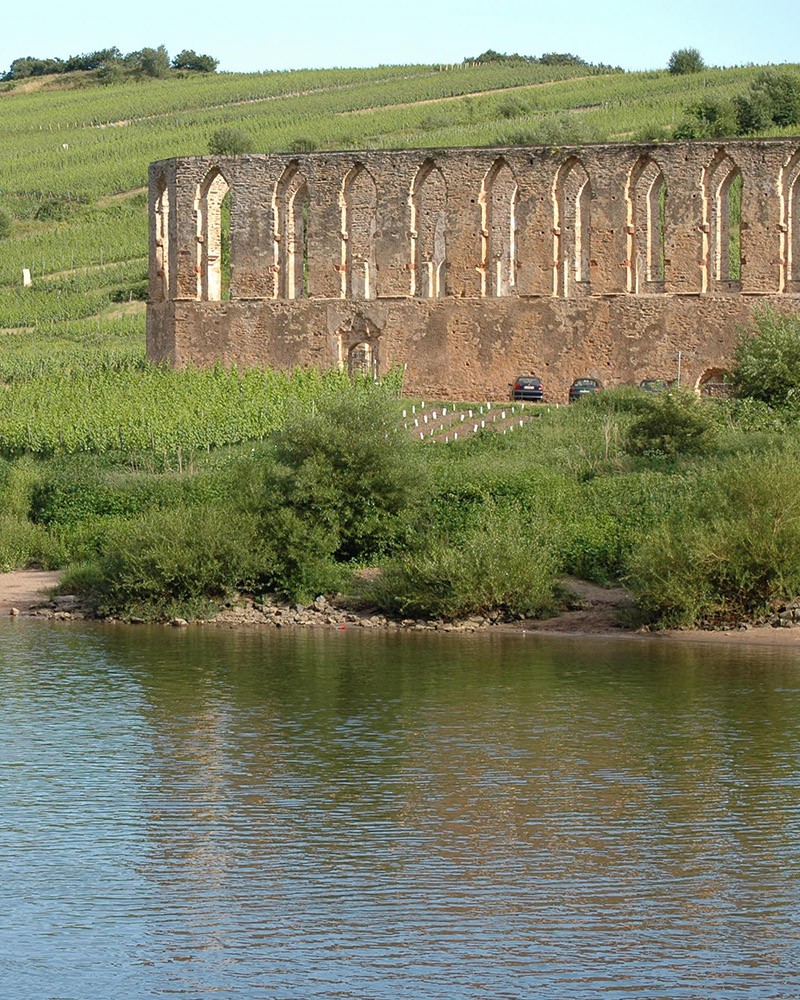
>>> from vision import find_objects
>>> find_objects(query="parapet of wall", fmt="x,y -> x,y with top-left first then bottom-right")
147,139 -> 800,399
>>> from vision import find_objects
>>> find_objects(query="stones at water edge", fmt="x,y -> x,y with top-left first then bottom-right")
9,607 -> 19,616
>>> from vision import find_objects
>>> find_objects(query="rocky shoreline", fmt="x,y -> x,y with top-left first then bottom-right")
6,572 -> 800,645
14,587 -> 800,640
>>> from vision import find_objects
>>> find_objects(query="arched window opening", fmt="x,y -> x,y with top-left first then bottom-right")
347,341 -> 376,378
410,161 -> 447,298
195,168 -> 231,301
154,174 -> 170,301
703,152 -> 742,291
554,158 -> 591,297
274,163 -> 310,300
626,157 -> 667,293
780,149 -> 800,292
479,158 -> 517,297
340,164 -> 377,300
697,368 -> 732,398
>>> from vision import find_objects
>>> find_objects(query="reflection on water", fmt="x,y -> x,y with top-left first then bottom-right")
1,622 -> 799,998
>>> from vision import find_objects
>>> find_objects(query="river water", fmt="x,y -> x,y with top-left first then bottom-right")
1,621 -> 799,998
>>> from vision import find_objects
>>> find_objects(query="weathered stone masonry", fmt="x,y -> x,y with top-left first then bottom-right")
147,139 -> 800,399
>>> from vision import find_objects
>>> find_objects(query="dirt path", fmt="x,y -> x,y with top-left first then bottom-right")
0,570 -> 62,615
516,578 -> 633,634
339,74 -> 602,116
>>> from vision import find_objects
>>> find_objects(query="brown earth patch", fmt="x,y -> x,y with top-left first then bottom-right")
0,570 -> 62,615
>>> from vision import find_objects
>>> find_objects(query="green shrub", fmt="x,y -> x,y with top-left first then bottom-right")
731,307 -> 800,405
286,137 -> 319,153
29,465 -> 239,526
0,456 -> 42,518
208,127 -> 254,155
561,471 -> 691,584
64,504 -> 264,620
255,390 -> 423,563
624,390 -> 717,457
577,386 -> 654,414
625,452 -> 800,627
673,98 -> 738,139
735,70 -> 800,132
0,514 -> 60,572
365,506 -> 560,620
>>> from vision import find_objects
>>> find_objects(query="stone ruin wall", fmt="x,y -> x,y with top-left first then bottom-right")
147,139 -> 800,399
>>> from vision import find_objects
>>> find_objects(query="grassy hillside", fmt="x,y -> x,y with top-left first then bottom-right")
0,59 -> 798,352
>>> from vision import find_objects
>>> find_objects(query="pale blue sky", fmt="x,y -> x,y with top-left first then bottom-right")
2,0 -> 798,75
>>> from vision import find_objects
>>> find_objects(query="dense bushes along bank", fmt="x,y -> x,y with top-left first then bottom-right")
2,308 -> 800,630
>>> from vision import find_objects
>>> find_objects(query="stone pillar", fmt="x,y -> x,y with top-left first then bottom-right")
230,157 -> 276,300
659,147 -> 704,295
583,148 -> 629,295
172,159 -> 205,300
374,155 -> 415,297
305,157 -> 349,299
737,142 -> 784,294
514,152 -> 554,297
439,156 -> 487,298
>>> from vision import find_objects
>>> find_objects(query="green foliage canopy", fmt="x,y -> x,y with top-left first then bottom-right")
668,48 -> 706,75
172,50 -> 218,73
731,307 -> 800,405
208,126 -> 254,155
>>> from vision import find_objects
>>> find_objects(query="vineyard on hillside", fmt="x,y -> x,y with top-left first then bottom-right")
0,58 -> 798,457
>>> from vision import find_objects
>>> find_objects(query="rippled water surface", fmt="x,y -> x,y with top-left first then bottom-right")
2,621 -> 800,998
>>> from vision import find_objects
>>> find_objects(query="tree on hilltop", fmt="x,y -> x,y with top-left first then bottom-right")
172,50 -> 218,73
668,48 -> 705,75
139,46 -> 170,78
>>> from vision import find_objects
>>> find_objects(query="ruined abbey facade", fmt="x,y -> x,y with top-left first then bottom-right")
147,139 -> 800,398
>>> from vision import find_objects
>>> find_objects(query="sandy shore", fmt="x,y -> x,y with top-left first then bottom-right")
4,569 -> 800,649
0,570 -> 62,615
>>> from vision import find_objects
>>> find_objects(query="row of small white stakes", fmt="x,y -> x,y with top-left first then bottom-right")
400,401 -> 534,442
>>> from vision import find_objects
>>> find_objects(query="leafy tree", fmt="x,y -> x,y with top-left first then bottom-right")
668,48 -> 705,75
735,70 -> 800,132
247,392 -> 424,598
673,98 -> 737,139
538,52 -> 588,66
139,46 -> 170,78
97,64 -> 124,86
208,126 -> 254,155
465,49 -> 519,63
4,56 -> 64,79
64,48 -> 121,72
172,49 -> 218,73
731,307 -> 800,405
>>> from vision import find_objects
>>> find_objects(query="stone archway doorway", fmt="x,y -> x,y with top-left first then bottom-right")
696,367 -> 731,397
347,340 -> 376,377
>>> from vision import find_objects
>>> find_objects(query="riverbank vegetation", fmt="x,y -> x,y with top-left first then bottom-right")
0,309 -> 798,630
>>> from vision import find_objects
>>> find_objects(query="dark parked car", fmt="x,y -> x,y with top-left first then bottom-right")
568,377 -> 603,403
510,375 -> 544,402
639,378 -> 668,393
